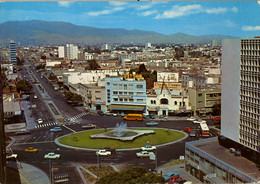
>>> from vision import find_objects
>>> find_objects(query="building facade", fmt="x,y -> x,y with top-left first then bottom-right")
222,38 -> 260,153
105,74 -> 146,113
9,40 -> 17,63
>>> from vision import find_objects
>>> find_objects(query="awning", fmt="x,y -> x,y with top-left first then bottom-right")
108,104 -> 145,111
147,107 -> 158,111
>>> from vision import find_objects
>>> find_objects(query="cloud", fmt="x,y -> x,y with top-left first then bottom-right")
155,4 -> 202,19
109,2 -> 128,7
224,20 -> 237,27
87,7 -> 124,16
205,7 -> 228,14
139,10 -> 158,17
231,7 -> 239,13
155,4 -> 239,19
258,1 -> 260,5
58,2 -> 72,8
243,26 -> 260,31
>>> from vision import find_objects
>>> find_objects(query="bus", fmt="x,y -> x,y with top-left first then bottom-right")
123,114 -> 143,121
200,123 -> 210,137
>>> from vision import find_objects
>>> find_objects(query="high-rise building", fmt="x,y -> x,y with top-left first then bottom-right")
58,44 -> 78,59
211,40 -> 218,47
65,44 -> 78,60
9,40 -> 17,63
58,46 -> 65,58
222,38 -> 260,153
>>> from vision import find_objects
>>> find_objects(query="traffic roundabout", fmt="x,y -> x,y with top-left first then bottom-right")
55,127 -> 188,151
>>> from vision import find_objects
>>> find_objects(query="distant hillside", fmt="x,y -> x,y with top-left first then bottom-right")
0,20 -> 235,45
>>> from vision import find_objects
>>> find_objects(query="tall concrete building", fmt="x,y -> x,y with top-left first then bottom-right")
58,44 -> 78,59
222,38 -> 260,153
9,40 -> 17,63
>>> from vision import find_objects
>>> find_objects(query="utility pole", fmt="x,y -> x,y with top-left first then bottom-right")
0,55 -> 6,183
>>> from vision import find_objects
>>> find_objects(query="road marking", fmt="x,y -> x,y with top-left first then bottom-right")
34,136 -> 42,143
62,125 -> 76,133
23,137 -> 32,143
15,141 -> 54,145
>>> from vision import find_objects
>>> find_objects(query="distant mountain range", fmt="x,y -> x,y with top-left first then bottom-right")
0,20 -> 235,45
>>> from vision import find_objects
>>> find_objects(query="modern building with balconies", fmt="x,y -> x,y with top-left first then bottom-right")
105,74 -> 146,113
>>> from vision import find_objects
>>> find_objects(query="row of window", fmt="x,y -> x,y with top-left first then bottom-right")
112,91 -> 145,96
113,98 -> 143,102
107,83 -> 144,90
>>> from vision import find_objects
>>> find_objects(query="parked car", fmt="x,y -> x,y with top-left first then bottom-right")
187,117 -> 196,121
136,151 -> 152,158
82,124 -> 96,129
146,121 -> 158,126
37,118 -> 43,124
184,127 -> 192,133
143,115 -> 149,119
44,152 -> 60,159
112,113 -> 118,117
168,176 -> 182,184
162,171 -> 180,182
229,148 -> 236,153
193,120 -> 206,124
96,149 -> 111,156
103,147 -> 116,154
98,111 -> 104,115
149,115 -> 156,119
141,145 -> 156,151
6,153 -> 18,160
34,95 -> 38,99
25,147 -> 38,153
50,127 -> 62,132
104,111 -> 112,116
189,131 -> 196,137
120,112 -> 126,117
234,150 -> 241,156
15,129 -> 31,135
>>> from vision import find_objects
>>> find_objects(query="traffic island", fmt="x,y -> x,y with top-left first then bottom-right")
56,128 -> 187,150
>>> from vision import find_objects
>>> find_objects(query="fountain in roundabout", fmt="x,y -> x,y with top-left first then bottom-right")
90,122 -> 155,141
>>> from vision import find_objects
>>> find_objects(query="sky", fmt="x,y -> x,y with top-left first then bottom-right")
1,1 -> 260,38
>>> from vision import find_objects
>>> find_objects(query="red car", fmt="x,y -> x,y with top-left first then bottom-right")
184,127 -> 191,133
168,176 -> 182,183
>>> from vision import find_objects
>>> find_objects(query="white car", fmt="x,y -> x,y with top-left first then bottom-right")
44,152 -> 60,159
187,117 -> 196,121
37,118 -> 43,124
193,120 -> 206,124
34,95 -> 38,99
141,145 -> 156,151
82,124 -> 96,129
96,149 -> 111,156
113,113 -> 117,117
6,154 -> 18,160
136,151 -> 152,158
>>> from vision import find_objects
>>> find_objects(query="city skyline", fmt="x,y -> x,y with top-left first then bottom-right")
1,1 -> 260,38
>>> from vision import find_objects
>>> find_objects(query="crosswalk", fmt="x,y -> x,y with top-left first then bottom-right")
35,112 -> 88,128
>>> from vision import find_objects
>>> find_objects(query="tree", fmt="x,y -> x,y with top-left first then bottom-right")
16,80 -> 32,93
211,103 -> 221,116
138,64 -> 147,73
97,167 -> 164,184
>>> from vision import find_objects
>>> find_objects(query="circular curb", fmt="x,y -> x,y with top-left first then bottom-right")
54,128 -> 189,151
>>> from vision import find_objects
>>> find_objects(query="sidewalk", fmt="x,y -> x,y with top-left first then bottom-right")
19,162 -> 50,184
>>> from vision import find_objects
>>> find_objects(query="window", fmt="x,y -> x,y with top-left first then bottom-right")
128,85 -> 133,90
119,91 -> 122,95
124,85 -> 127,90
113,98 -> 118,101
113,84 -> 117,88
198,93 -> 202,97
124,92 -> 127,95
137,85 -> 143,89
137,92 -> 143,96
113,91 -> 118,95
129,99 -> 134,102
119,98 -> 123,102
174,101 -> 177,105
137,99 -> 143,102
129,92 -> 133,95
119,84 -> 122,89
95,91 -> 101,93
107,82 -> 110,86
160,99 -> 168,104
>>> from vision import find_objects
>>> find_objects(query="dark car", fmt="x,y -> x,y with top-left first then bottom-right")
103,147 -> 116,154
149,115 -> 156,119
98,111 -> 104,115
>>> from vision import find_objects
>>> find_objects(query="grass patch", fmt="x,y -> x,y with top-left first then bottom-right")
48,103 -> 60,116
58,128 -> 184,149
162,159 -> 185,167
79,168 -> 96,183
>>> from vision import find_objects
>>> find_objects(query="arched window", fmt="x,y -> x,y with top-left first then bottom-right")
160,98 -> 168,105
174,101 -> 177,105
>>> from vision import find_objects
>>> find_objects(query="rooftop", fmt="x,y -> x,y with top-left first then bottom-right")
187,137 -> 260,181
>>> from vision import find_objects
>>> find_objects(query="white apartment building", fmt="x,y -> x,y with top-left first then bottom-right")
58,46 -> 65,58
58,44 -> 78,59
222,38 -> 260,153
